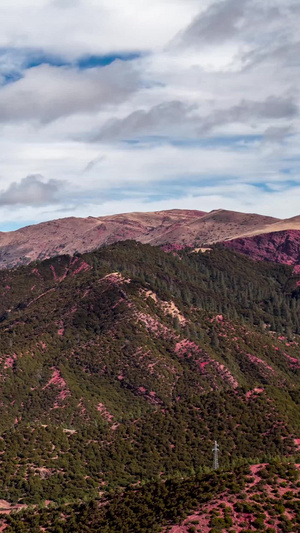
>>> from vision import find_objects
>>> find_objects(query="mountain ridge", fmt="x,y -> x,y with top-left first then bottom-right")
0,208 -> 297,270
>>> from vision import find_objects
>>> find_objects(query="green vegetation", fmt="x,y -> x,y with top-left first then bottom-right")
3,462 -> 300,532
0,241 -> 298,514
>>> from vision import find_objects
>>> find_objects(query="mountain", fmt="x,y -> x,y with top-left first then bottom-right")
0,208 -> 285,270
0,219 -> 299,529
223,230 -> 300,271
223,214 -> 300,241
0,242 -> 298,519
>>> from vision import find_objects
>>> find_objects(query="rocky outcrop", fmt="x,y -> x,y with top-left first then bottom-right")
223,229 -> 300,269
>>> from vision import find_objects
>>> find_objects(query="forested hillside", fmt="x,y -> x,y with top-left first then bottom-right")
4,462 -> 300,532
0,242 -> 299,530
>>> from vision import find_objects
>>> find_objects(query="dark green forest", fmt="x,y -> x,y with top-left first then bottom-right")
0,242 -> 299,530
4,461 -> 300,532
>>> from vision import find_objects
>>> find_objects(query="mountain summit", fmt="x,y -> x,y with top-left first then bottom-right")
1,208 -> 299,270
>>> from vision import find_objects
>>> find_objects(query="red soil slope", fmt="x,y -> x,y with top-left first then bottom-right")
0,209 -> 279,270
223,230 -> 300,271
165,463 -> 300,533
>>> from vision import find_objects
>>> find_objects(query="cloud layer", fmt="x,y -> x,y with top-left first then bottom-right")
0,0 -> 299,228
0,175 -> 63,206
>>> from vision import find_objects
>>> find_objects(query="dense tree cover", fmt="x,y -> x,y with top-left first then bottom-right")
87,241 -> 300,335
0,242 -> 298,507
3,461 -> 299,532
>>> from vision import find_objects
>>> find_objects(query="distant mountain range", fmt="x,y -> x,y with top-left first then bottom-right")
1,208 -> 300,270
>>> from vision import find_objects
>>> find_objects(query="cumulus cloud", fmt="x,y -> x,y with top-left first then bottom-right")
0,175 -> 64,206
92,96 -> 298,143
244,40 -> 300,72
197,96 -> 298,134
176,0 -> 250,47
0,1 -> 197,58
0,61 -> 139,123
174,0 -> 292,53
93,101 -> 198,141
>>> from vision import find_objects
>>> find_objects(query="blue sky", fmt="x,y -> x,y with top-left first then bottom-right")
1,47 -> 142,81
0,0 -> 299,230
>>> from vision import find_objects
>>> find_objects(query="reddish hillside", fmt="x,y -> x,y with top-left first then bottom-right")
165,463 -> 300,533
223,230 -> 300,271
0,209 -> 280,270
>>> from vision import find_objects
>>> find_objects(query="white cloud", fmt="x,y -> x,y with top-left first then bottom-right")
1,181 -> 300,229
0,0 -> 198,57
0,62 -> 140,123
0,0 -> 300,228
0,174 -> 64,206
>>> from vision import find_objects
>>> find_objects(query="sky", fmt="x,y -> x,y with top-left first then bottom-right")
0,0 -> 300,230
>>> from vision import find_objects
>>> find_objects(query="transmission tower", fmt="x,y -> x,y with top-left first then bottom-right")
212,441 -> 220,470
